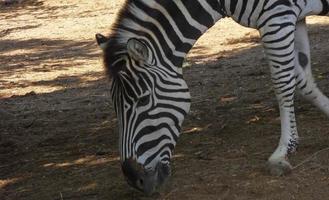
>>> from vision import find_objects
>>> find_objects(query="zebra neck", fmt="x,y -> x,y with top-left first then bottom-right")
105,1 -> 224,77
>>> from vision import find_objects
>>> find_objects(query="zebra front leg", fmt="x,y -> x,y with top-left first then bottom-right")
260,21 -> 298,176
295,19 -> 329,116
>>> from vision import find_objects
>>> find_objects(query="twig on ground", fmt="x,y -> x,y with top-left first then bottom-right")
293,147 -> 329,170
161,188 -> 179,200
54,192 -> 98,200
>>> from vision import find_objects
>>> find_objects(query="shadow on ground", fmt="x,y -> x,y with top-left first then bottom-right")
0,38 -> 98,77
0,0 -> 76,20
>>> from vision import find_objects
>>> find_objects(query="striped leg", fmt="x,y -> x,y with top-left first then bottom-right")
259,19 -> 298,176
295,19 -> 329,116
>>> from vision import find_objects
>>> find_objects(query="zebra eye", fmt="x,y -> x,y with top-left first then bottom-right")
137,94 -> 150,107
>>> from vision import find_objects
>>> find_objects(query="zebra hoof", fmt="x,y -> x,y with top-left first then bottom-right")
266,159 -> 292,176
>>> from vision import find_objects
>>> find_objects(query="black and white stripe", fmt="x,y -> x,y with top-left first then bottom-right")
98,0 -> 329,192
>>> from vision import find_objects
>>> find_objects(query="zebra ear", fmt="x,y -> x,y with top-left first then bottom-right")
95,33 -> 109,50
127,38 -> 149,63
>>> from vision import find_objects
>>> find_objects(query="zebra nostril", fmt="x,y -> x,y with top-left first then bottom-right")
137,178 -> 144,188
121,160 -> 141,183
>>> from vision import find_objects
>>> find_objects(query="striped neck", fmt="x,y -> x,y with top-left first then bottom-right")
103,0 -> 224,77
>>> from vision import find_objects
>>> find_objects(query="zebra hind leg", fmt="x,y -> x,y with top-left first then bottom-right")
260,18 -> 299,176
295,19 -> 329,116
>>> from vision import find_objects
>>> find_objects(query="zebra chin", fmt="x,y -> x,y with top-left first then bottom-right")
121,159 -> 171,195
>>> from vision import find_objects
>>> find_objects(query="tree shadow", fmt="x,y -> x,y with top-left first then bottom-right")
0,0 -> 76,20
0,0 -> 43,9
0,0 -> 118,21
0,24 -> 41,38
0,38 -> 99,78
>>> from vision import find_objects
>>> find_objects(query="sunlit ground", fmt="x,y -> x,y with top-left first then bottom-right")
0,0 -> 125,98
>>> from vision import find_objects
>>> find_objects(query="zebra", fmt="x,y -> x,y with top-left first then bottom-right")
96,0 -> 329,195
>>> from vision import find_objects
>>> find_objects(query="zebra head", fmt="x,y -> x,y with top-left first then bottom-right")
96,34 -> 191,194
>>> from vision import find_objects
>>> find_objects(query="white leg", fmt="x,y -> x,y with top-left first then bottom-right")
267,105 -> 297,175
259,16 -> 298,176
295,19 -> 329,117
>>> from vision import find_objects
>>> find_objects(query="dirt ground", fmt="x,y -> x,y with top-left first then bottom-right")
1,1 -> 329,200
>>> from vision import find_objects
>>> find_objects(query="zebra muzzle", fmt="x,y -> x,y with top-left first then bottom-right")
121,159 -> 171,195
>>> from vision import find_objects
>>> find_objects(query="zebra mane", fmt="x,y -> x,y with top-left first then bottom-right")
103,0 -> 136,78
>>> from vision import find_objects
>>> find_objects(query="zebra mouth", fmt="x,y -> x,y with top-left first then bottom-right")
121,160 -> 171,195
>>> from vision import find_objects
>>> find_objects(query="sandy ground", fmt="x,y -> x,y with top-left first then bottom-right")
1,1 -> 329,200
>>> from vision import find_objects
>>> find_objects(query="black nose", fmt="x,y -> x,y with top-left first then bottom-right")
121,159 -> 144,191
121,160 -> 171,195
